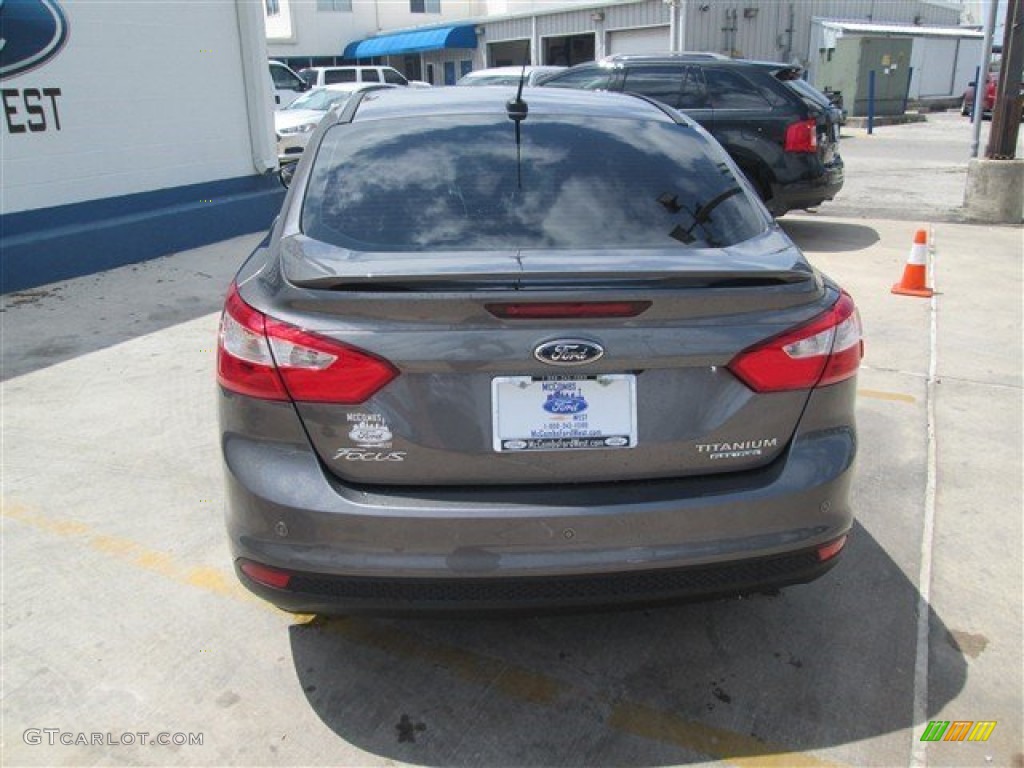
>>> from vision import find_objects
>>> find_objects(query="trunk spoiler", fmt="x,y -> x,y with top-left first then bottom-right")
280,230 -> 816,292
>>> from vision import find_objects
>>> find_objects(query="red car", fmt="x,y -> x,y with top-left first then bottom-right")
961,73 -> 997,118
962,71 -> 1024,120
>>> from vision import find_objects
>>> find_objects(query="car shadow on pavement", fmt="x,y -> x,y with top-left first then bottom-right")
780,218 -> 880,253
288,521 -> 966,766
0,231 -> 265,382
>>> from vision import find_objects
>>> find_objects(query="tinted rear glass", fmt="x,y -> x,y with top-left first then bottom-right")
704,68 -> 773,110
784,78 -> 831,110
302,115 -> 766,251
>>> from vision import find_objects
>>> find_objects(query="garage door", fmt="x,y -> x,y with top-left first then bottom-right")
608,26 -> 670,56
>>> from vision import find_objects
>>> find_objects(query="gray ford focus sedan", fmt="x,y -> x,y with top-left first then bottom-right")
217,86 -> 862,614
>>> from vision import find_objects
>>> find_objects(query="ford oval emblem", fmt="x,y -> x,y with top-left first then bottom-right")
1,0 -> 70,81
534,339 -> 604,367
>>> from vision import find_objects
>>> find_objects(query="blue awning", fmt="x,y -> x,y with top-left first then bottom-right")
343,25 -> 477,59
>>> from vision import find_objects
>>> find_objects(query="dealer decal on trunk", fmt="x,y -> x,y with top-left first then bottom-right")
346,412 -> 393,447
335,412 -> 406,461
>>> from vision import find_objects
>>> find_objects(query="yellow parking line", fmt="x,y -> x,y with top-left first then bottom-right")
3,500 -> 844,767
3,502 -> 259,605
610,702 -> 841,767
858,389 -> 917,404
327,618 -> 560,706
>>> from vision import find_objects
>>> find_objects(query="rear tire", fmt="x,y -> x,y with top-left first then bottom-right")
961,98 -> 970,117
739,164 -> 784,216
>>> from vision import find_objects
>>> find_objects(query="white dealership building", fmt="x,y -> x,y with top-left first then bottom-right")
1,0 -> 280,292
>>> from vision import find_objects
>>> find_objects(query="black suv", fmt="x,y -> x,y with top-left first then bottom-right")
541,54 -> 844,216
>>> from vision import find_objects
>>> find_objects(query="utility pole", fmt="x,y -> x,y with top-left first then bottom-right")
970,0 -> 999,158
964,0 -> 1024,222
985,0 -> 1023,159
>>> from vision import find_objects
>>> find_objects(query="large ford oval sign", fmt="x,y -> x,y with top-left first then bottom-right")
0,0 -> 70,81
534,339 -> 604,367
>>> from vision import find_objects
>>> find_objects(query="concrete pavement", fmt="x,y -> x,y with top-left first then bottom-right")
1,212 -> 1020,767
821,111 -> 1024,223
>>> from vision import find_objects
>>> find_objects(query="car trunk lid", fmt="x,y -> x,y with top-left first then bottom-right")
251,230 -> 836,487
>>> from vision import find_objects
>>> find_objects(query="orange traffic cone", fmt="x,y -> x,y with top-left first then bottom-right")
891,229 -> 934,298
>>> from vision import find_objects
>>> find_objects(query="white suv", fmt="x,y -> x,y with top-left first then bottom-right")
298,66 -> 429,88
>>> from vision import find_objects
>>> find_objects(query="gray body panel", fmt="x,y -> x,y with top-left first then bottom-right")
219,87 -> 859,612
238,226 -> 833,486
221,380 -> 854,581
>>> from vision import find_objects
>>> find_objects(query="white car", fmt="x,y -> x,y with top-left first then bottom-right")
275,83 -> 395,161
456,66 -> 566,87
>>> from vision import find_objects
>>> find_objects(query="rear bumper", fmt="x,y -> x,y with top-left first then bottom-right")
236,543 -> 845,615
770,161 -> 844,215
221,383 -> 857,614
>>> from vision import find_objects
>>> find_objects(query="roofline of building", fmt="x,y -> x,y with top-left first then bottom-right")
812,17 -> 983,37
352,0 -> 652,41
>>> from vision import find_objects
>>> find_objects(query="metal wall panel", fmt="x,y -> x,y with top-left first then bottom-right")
480,0 -> 961,69
537,10 -> 592,36
485,17 -> 533,42
682,0 -> 962,65
488,1 -> 674,40
605,0 -> 671,31
911,37 -> 959,97
608,25 -> 671,54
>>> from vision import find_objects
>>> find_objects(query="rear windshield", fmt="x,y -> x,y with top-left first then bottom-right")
783,78 -> 831,110
287,89 -> 353,111
457,74 -> 519,86
302,115 -> 767,251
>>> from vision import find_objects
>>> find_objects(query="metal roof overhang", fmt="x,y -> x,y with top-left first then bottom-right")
819,21 -> 983,38
344,25 -> 478,59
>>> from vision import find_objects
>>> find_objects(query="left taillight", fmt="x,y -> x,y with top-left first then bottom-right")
784,118 -> 819,153
217,283 -> 398,404
728,291 -> 863,393
217,284 -> 289,400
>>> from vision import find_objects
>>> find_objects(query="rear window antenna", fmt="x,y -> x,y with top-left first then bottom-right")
506,61 -> 529,122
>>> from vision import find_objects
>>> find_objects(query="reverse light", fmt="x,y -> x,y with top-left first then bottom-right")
217,284 -> 398,403
784,118 -> 818,153
728,292 -> 863,393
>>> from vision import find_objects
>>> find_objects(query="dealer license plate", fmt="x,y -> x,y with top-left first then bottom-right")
491,375 -> 637,452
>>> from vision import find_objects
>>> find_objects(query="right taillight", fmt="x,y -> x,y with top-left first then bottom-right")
217,284 -> 398,403
784,117 -> 818,153
728,292 -> 863,393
